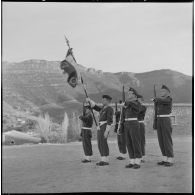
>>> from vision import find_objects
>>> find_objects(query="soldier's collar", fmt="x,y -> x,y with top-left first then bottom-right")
103,104 -> 110,109
103,105 -> 108,109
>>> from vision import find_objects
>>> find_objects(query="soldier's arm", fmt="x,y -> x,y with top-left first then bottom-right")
125,101 -> 140,114
155,97 -> 172,105
140,105 -> 147,114
143,106 -> 147,115
87,114 -> 93,127
93,105 -> 102,112
79,115 -> 89,123
104,107 -> 114,138
106,107 -> 114,125
86,98 -> 102,112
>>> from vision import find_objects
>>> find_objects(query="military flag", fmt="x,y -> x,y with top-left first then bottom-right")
60,38 -> 78,88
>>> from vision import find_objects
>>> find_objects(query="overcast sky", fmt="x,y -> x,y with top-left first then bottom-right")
2,2 -> 193,75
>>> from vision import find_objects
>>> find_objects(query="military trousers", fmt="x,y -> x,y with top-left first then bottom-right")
157,117 -> 174,158
117,133 -> 127,154
81,128 -> 93,156
124,120 -> 142,159
139,122 -> 146,156
97,124 -> 109,156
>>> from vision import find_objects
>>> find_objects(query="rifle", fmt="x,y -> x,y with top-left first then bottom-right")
153,84 -> 158,130
82,101 -> 85,116
117,85 -> 125,135
114,102 -> 118,133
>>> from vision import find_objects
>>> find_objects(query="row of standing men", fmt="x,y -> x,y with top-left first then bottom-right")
79,85 -> 174,169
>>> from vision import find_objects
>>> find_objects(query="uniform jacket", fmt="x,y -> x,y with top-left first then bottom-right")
122,100 -> 141,121
138,105 -> 147,121
79,113 -> 93,128
93,105 -> 114,125
155,96 -> 172,115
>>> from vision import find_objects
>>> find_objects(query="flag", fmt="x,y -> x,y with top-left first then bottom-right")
60,48 -> 78,88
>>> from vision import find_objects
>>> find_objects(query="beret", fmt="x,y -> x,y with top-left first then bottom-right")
129,87 -> 139,97
102,95 -> 112,100
161,85 -> 170,93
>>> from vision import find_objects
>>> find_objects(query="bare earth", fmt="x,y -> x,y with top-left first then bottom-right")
2,136 -> 192,193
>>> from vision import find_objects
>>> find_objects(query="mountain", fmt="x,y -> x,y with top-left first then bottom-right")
2,60 -> 192,123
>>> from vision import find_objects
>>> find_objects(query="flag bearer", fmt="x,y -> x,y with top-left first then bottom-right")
152,85 -> 174,166
79,102 -> 93,163
86,95 -> 114,166
137,95 -> 147,162
122,87 -> 142,169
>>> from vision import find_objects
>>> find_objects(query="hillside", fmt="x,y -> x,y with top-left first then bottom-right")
2,60 -> 192,125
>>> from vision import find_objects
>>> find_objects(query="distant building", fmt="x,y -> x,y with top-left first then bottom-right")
87,68 -> 96,74
97,70 -> 103,75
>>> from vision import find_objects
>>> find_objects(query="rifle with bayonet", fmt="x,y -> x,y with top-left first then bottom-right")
117,85 -> 125,135
114,102 -> 119,133
153,84 -> 158,130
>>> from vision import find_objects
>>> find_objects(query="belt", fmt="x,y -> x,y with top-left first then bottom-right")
82,127 -> 92,130
125,118 -> 137,121
99,121 -> 107,127
157,114 -> 172,117
138,120 -> 145,123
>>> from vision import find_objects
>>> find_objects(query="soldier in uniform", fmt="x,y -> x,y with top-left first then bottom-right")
114,100 -> 127,160
122,87 -> 142,169
79,102 -> 93,163
152,85 -> 174,166
137,95 -> 147,162
86,95 -> 114,166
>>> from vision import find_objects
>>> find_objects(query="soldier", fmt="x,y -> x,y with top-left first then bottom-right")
86,95 -> 114,166
79,102 -> 93,163
122,87 -> 142,169
137,95 -> 147,163
152,85 -> 174,166
114,100 -> 127,160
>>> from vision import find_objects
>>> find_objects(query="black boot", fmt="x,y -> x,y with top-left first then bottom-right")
164,162 -> 174,167
133,164 -> 141,169
125,164 -> 134,168
157,161 -> 166,165
81,159 -> 91,163
116,156 -> 126,160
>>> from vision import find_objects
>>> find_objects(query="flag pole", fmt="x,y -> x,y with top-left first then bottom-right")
64,35 -> 98,127
80,75 -> 98,127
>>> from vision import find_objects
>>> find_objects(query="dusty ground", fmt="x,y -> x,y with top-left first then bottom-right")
2,136 -> 192,193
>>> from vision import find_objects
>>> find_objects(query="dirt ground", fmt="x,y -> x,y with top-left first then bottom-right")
2,136 -> 192,193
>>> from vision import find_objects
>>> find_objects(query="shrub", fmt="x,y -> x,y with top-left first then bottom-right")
35,113 -> 52,143
61,112 -> 69,143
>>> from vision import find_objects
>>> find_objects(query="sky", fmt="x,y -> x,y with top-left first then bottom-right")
2,2 -> 193,75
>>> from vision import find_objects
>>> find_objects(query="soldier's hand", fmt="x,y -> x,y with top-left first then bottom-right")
104,130 -> 109,138
86,97 -> 91,102
150,98 -> 155,102
97,126 -> 100,131
86,98 -> 96,107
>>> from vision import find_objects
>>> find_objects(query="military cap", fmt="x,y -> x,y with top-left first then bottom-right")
102,95 -> 112,101
161,85 -> 170,93
129,87 -> 139,97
